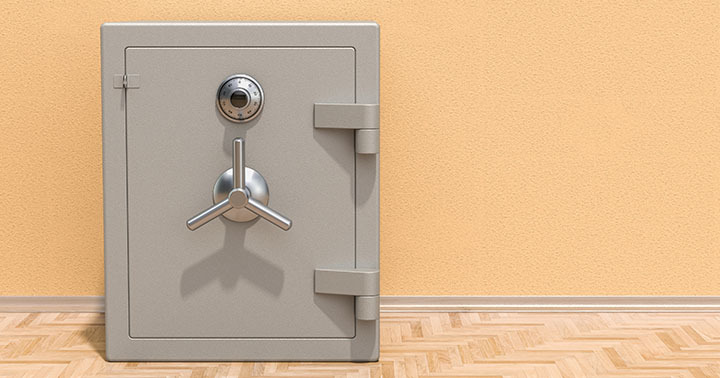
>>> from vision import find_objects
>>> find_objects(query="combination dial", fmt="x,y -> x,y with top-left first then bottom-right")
216,74 -> 264,123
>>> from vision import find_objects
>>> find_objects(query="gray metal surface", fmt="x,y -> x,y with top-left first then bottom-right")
113,74 -> 140,89
314,103 -> 379,129
102,22 -> 379,362
127,47 -> 351,338
355,296 -> 380,321
315,103 -> 380,154
355,129 -> 381,154
314,268 -> 380,296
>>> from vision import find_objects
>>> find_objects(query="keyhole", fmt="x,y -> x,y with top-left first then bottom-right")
230,90 -> 249,108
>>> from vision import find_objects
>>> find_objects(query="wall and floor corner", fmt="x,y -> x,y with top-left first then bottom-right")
1,2 -> 719,304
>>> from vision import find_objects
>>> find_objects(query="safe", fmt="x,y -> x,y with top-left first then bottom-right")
101,22 -> 379,361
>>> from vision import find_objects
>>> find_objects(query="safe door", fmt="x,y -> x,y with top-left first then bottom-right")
102,23 -> 379,361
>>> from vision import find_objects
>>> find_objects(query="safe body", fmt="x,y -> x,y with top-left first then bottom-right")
102,22 -> 379,361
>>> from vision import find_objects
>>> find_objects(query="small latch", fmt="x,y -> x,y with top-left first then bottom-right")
112,74 -> 140,89
314,103 -> 379,154
314,268 -> 380,321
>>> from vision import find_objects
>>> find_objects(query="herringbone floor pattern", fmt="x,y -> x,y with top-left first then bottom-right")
1,312 -> 720,377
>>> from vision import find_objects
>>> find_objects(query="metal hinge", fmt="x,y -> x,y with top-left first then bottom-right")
314,268 -> 380,321
112,74 -> 140,89
314,103 -> 380,154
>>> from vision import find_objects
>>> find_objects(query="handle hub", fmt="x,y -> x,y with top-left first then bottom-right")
228,188 -> 250,208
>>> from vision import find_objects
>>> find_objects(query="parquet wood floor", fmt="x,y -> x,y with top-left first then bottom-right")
2,312 -> 720,377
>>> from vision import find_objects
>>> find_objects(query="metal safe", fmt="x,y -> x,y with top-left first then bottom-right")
101,22 -> 379,361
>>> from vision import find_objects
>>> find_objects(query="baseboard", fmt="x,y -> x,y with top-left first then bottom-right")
1,296 -> 719,313
381,296 -> 720,312
0,296 -> 105,312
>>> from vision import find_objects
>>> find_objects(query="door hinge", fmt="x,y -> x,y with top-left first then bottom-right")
314,268 -> 379,321
112,74 -> 140,89
314,103 -> 379,155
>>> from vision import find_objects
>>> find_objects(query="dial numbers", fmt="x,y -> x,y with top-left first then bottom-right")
216,74 -> 264,123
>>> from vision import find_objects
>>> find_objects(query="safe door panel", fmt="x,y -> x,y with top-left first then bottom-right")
125,48 -> 356,338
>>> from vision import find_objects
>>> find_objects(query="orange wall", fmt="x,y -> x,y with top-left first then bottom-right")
1,1 -> 718,295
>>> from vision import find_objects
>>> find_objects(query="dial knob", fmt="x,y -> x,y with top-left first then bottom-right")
216,74 -> 264,123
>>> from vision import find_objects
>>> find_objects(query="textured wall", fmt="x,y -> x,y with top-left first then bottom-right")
1,1 -> 718,295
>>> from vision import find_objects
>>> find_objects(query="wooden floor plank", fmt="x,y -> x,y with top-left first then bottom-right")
1,313 -> 720,377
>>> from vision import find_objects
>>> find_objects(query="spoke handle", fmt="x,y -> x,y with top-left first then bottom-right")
186,137 -> 292,231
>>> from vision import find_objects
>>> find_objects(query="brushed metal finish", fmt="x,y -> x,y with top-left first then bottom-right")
187,137 -> 291,230
246,197 -> 292,231
216,74 -> 264,123
233,138 -> 245,189
213,167 -> 269,223
186,198 -> 232,231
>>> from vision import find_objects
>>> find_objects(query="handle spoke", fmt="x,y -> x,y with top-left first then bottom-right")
246,197 -> 293,231
186,198 -> 232,230
233,138 -> 245,189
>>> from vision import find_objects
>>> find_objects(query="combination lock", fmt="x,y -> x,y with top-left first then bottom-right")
216,74 -> 264,123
